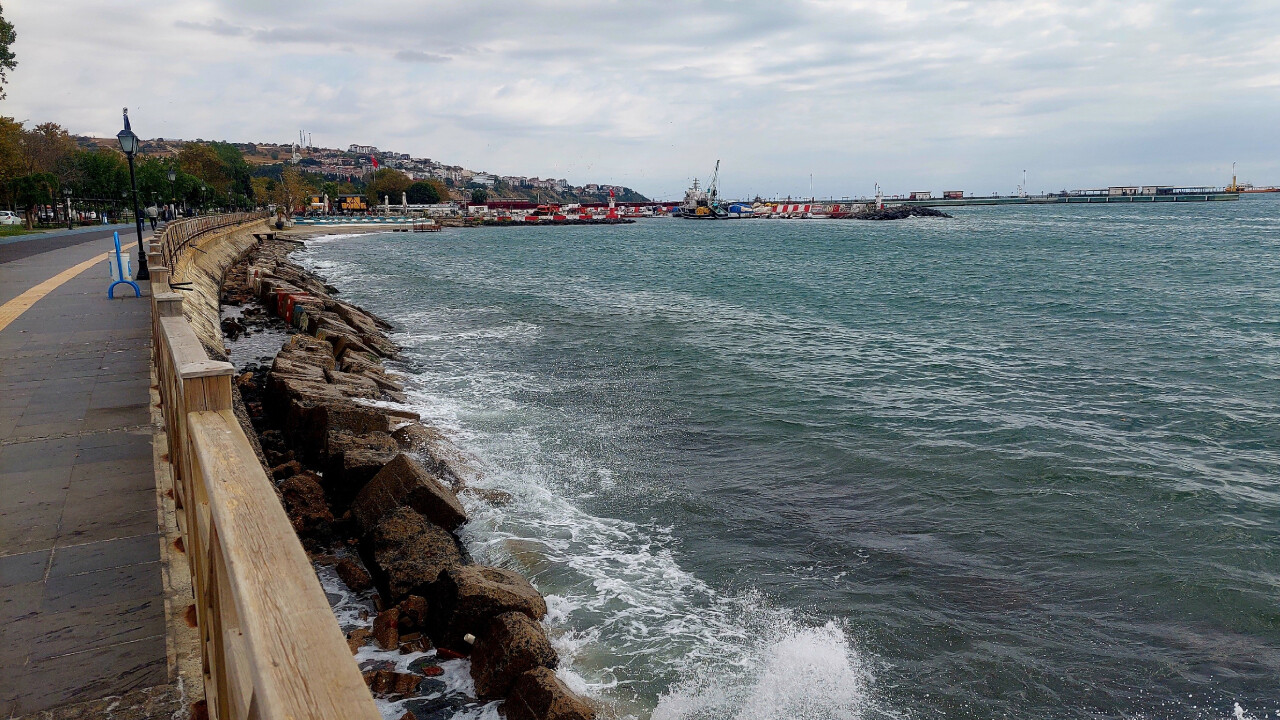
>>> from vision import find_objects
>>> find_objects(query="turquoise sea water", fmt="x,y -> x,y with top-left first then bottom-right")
296,196 -> 1280,719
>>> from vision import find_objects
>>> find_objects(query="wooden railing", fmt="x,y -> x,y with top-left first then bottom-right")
158,211 -> 269,272
148,215 -> 380,720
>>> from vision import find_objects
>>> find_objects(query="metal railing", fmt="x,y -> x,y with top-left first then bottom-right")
158,212 -> 269,273
148,214 -> 380,720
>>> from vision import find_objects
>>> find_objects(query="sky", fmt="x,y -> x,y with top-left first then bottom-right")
4,0 -> 1279,200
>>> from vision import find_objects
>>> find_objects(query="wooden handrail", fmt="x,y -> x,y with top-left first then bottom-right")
150,213 -> 379,720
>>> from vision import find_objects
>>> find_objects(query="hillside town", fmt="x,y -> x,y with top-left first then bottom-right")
76,134 -> 649,207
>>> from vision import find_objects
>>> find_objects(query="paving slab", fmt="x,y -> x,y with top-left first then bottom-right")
0,234 -> 170,718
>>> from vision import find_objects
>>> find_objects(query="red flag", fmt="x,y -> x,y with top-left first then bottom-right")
371,156 -> 379,169
608,188 -> 615,197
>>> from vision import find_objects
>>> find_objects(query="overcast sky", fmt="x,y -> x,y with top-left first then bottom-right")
5,1 -> 1278,199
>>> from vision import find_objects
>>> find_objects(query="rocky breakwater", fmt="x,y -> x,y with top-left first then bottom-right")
849,205 -> 953,220
221,239 -> 594,720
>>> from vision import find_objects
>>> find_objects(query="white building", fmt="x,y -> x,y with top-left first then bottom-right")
348,144 -> 378,155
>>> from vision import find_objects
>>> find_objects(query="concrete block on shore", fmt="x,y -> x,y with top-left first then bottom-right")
352,453 -> 468,535
429,566 -> 548,651
471,612 -> 558,699
504,667 -> 595,720
362,507 -> 464,603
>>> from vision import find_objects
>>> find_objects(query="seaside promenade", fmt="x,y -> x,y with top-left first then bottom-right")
0,227 -> 179,718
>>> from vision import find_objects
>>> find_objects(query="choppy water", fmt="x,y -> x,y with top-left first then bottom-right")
295,196 -> 1280,720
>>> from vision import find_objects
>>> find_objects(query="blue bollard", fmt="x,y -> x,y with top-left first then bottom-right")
107,231 -> 142,299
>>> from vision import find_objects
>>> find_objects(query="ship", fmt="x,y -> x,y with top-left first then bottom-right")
679,161 -> 729,219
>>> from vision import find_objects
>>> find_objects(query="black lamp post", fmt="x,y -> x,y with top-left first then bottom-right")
167,168 -> 177,217
63,187 -> 73,230
116,108 -> 149,280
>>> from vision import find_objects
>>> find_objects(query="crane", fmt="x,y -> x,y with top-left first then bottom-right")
707,160 -> 720,203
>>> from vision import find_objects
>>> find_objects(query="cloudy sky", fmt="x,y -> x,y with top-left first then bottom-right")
5,1 -> 1278,199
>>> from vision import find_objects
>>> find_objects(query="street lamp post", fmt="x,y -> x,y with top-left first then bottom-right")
167,168 -> 177,217
63,187 -> 73,230
116,108 -> 149,280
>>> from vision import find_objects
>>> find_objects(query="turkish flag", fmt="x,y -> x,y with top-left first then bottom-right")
371,156 -> 379,169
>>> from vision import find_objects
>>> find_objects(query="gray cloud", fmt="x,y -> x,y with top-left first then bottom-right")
9,0 -> 1280,198
394,50 -> 450,64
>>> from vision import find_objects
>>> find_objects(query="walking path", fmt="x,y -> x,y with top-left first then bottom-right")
0,231 -> 175,717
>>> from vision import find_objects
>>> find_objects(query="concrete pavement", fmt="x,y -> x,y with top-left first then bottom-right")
0,232 -> 179,717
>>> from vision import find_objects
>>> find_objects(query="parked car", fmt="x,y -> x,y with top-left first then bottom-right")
0,210 -> 22,225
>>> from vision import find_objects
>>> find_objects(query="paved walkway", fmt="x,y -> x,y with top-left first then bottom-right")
0,232 -> 170,717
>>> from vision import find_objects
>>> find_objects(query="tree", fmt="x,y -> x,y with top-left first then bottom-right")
209,141 -> 253,197
11,171 -> 56,227
21,122 -> 75,177
406,181 -> 441,204
0,4 -> 15,100
470,188 -> 488,204
0,116 -> 24,208
176,142 -> 231,194
365,168 -> 411,207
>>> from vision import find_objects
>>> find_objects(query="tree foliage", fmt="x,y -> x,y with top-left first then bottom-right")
0,4 -> 15,100
470,188 -> 488,204
365,168 -> 411,206
406,180 -> 442,204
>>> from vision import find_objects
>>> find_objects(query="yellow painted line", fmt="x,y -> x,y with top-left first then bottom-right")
0,251 -> 112,333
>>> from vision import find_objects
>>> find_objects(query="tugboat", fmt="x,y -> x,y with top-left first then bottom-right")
680,161 -> 729,219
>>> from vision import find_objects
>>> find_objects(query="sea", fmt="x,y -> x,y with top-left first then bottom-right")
291,196 -> 1280,720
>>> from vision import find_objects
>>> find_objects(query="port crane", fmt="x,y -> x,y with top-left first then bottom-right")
707,160 -> 721,204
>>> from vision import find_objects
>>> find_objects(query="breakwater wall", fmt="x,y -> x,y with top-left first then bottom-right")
218,236 -> 596,719
148,214 -> 382,719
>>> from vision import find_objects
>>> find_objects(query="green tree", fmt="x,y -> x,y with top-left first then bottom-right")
406,181 -> 441,204
69,148 -> 127,200
11,171 -> 56,227
209,141 -> 253,197
470,188 -> 488,204
365,168 -> 411,207
0,4 -> 16,100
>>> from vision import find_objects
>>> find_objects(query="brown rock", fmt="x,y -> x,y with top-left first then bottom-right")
279,473 -> 333,545
346,627 -> 371,654
373,607 -> 400,649
352,454 -> 468,534
397,712 -> 418,720
505,667 -> 595,720
324,368 -> 382,394
322,431 -> 400,505
363,669 -> 421,697
335,557 -> 373,592
390,424 -> 472,487
364,507 -> 464,603
272,355 -> 328,381
430,565 -> 548,650
397,595 -> 429,633
305,403 -> 392,459
279,334 -> 337,369
471,612 -> 558,699
461,487 -> 513,507
270,460 -> 303,481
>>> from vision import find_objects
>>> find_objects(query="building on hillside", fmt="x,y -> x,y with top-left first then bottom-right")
349,144 -> 378,155
333,194 -> 369,212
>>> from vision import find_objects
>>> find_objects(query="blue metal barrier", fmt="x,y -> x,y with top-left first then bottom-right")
108,231 -> 142,298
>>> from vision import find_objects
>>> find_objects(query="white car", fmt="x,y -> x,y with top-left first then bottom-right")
0,210 -> 22,225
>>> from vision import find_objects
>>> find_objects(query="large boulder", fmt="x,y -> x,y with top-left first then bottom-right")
277,334 -> 337,370
351,453 -> 468,534
279,473 -> 333,547
363,507 -> 464,603
505,667 -> 595,720
321,431 -> 399,506
391,424 -> 472,488
302,402 -> 391,460
471,612 -> 557,699
429,565 -> 547,650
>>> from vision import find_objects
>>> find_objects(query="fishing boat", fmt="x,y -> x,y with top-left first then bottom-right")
679,161 -> 729,219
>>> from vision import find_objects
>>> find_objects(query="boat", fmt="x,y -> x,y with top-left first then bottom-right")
679,161 -> 729,219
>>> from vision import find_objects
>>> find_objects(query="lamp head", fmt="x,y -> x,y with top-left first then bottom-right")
167,169 -> 176,182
